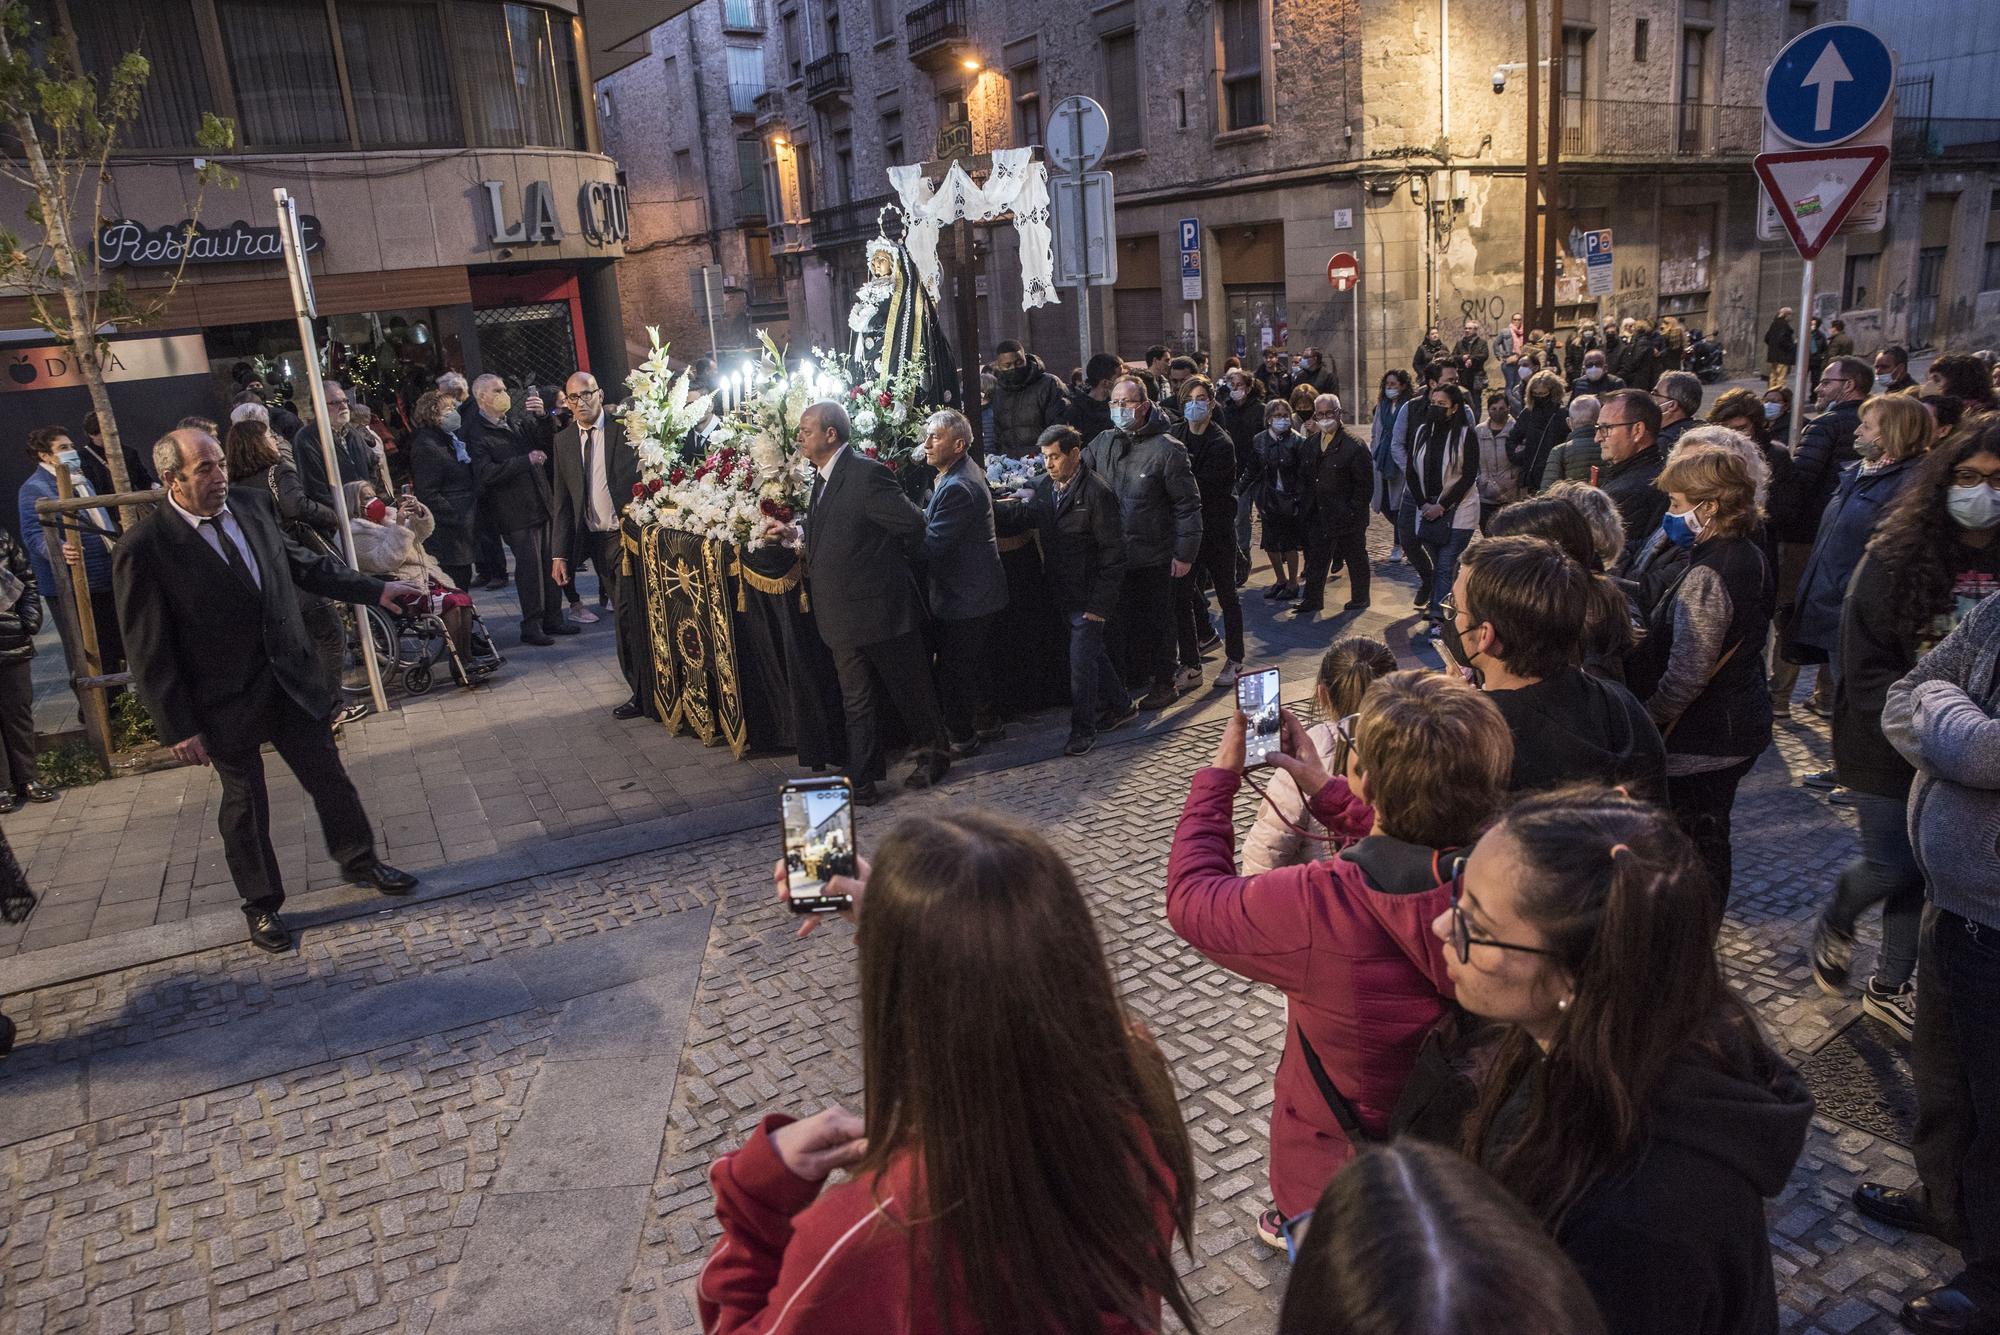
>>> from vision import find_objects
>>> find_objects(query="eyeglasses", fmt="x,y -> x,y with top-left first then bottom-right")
1591,419 -> 1637,437
1952,467 -> 2000,491
1448,867 -> 1560,966
574,388 -> 605,400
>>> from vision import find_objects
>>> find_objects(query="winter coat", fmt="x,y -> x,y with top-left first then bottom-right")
1405,415 -> 1481,532
1299,429 -> 1374,536
1219,387 -> 1267,463
1412,336 -> 1448,379
1833,551 -> 1923,800
1170,420 -> 1240,527
699,1112 -> 1183,1335
408,424 -> 478,569
1082,409 -> 1203,570
1627,535 -> 1774,761
1371,397 -> 1407,511
995,466 -> 1127,619
292,420 -> 378,507
1061,385 -> 1114,442
1486,668 -> 1667,801
463,408 -> 555,534
1615,332 -> 1663,391
1600,445 -> 1668,570
1168,767 -> 1456,1217
1539,424 -> 1602,490
1475,419 -> 1520,505
990,355 -> 1070,458
1255,430 -> 1309,520
345,494 -> 456,590
1763,318 -> 1797,366
1241,720 -> 1346,874
1483,1020 -> 1813,1335
1786,456 -> 1922,662
1506,399 -> 1567,493
0,529 -> 42,663
1882,589 -> 2000,929
1570,370 -> 1625,397
1769,400 -> 1861,546
1297,359 -> 1340,398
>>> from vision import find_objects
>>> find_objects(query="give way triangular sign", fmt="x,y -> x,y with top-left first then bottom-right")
1753,146 -> 1890,259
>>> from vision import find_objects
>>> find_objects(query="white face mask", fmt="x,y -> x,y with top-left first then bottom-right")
1948,483 -> 2000,531
1314,417 -> 1338,433
1585,366 -> 1605,381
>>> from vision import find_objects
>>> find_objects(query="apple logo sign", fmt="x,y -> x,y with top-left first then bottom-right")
8,356 -> 36,386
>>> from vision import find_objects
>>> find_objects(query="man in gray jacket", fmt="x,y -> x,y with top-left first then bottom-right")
1084,376 -> 1202,709
920,409 -> 1007,754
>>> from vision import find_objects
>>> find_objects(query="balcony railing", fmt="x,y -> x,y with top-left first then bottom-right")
805,52 -> 851,104
1894,116 -> 2000,161
1557,97 -> 1760,159
812,192 -> 895,248
729,81 -> 767,117
905,0 -> 970,68
770,220 -> 814,255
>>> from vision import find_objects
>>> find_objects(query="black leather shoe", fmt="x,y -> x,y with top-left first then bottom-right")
482,574 -> 510,590
1342,600 -> 1371,612
247,911 -> 293,953
521,629 -> 555,647
903,752 -> 951,790
545,621 -> 582,636
611,700 -> 645,720
0,792 -> 22,816
1854,1184 -> 1951,1240
0,1010 -> 17,1059
851,782 -> 883,807
949,735 -> 982,758
1903,1283 -> 2000,1335
344,860 -> 418,896
19,782 -> 58,804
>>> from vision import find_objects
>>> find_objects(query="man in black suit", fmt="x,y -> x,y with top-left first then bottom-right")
463,373 -> 576,647
794,400 -> 949,804
113,429 -> 424,954
550,370 -> 647,719
918,409 -> 1007,755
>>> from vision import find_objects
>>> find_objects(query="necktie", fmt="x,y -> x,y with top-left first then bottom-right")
810,471 -> 826,512
204,516 -> 258,591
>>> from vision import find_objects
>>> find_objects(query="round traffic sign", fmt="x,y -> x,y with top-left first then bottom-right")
1764,23 -> 1895,148
1326,251 -> 1359,292
1046,97 -> 1110,173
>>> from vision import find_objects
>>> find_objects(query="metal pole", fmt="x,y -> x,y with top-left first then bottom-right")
1524,0 -> 1540,332
1352,283 -> 1362,418
1542,0 -> 1564,322
703,266 -> 721,365
1073,113 -> 1092,364
274,187 -> 388,716
1788,259 -> 1813,450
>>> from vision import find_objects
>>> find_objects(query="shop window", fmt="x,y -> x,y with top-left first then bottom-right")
1226,286 -> 1287,359
451,2 -> 586,149
1102,30 -> 1141,155
1012,62 -> 1041,148
472,302 -> 579,396
67,0 -> 214,150
1843,253 -> 1878,309
340,0 -> 461,148
216,0 -> 347,148
1217,0 -> 1266,132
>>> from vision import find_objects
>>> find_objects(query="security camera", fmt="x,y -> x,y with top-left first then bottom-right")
1492,67 -> 1507,94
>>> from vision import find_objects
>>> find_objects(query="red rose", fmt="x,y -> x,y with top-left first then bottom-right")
773,503 -> 793,521
668,466 -> 686,485
758,497 -> 795,522
647,478 -> 665,495
886,460 -> 900,473
850,386 -> 864,399
878,392 -> 892,407
631,482 -> 646,499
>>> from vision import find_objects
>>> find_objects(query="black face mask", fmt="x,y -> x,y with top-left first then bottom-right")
999,364 -> 1032,388
1437,611 -> 1485,687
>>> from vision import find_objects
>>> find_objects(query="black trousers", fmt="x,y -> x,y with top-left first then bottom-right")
1109,564 -> 1175,692
1176,528 -> 1244,667
1299,526 -> 1371,610
302,596 -> 346,709
1664,756 -> 1756,909
209,695 -> 376,917
0,658 -> 34,789
935,613 -> 998,744
474,507 -> 507,582
587,529 -> 645,704
503,523 -> 563,632
831,629 -> 947,787
1913,905 -> 2000,1291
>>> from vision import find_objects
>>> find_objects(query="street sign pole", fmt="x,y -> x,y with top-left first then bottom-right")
1789,260 -> 1813,449
1351,283 -> 1361,419
1072,113 -> 1091,363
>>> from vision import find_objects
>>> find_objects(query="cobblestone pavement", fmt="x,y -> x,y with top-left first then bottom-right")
0,664 -> 1953,1335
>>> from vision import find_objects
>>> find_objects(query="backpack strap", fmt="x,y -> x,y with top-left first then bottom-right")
1294,1026 -> 1380,1145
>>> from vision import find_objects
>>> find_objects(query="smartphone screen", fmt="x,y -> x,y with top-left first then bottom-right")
781,778 -> 856,914
1236,667 -> 1282,769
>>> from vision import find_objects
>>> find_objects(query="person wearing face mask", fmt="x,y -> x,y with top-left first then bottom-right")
1568,349 -> 1624,397
1220,370 -> 1267,578
1624,445 -> 1774,906
18,425 -> 125,703
343,480 -> 485,686
1169,377 -> 1247,685
406,389 -> 479,591
1371,371 -> 1413,562
462,372 -> 573,647
1875,344 -> 1919,397
1766,356 -> 1868,717
1293,394 -> 1373,617
1506,370 -> 1568,494
1475,392 -> 1521,533
989,340 -> 1070,458
1255,399 -> 1309,599
1401,383 -> 1481,633
1441,535 -> 1665,799
1295,346 -> 1340,398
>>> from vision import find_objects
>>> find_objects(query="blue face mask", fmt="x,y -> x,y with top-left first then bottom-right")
1270,418 -> 1292,436
440,409 -> 462,434
55,449 -> 80,470
1111,405 -> 1137,431
1763,401 -> 1783,420
1661,505 -> 1706,549
1183,400 -> 1211,424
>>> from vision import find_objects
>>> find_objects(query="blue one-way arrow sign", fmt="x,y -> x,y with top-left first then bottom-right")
1765,23 -> 1894,148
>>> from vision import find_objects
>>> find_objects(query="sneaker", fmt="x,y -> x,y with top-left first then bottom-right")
1138,684 -> 1177,710
331,702 -> 370,732
1862,977 -> 1916,1041
1802,768 -> 1838,790
1215,661 -> 1242,689
1387,546 -> 1405,564
1263,582 -> 1287,600
1197,630 -> 1222,654
1274,583 -> 1301,602
1099,701 -> 1141,731
1062,731 -> 1097,757
1809,915 -> 1855,995
1174,665 -> 1203,693
1256,1207 -> 1288,1250
571,606 -> 600,625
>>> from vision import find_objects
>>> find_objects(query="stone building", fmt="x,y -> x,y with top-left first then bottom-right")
601,0 -> 1997,393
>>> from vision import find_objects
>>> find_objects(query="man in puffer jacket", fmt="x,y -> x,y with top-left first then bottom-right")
1863,590 -> 2000,1335
989,341 -> 1069,458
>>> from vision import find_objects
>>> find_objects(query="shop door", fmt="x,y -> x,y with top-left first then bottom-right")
473,301 -> 580,393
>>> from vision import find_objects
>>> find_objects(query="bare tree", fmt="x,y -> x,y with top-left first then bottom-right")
0,1 -> 233,493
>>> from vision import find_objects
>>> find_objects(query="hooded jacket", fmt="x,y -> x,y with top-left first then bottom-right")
1882,589 -> 2000,929
1485,667 -> 1667,801
1082,407 -> 1203,570
1497,1024 -> 1813,1335
1061,384 -> 1114,442
1786,455 -> 1921,662
1168,768 -> 1456,1217
990,355 -> 1069,458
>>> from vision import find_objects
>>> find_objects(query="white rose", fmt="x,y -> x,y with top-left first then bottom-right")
888,403 -> 907,424
852,410 -> 879,436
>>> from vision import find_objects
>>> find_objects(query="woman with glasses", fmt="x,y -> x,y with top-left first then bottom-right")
1436,786 -> 1812,1335
1168,669 -> 1512,1252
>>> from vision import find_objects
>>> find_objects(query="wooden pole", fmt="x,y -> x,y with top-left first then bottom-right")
1542,0 -> 1564,325
1524,0 -> 1540,334
49,468 -> 115,767
953,220 -> 985,461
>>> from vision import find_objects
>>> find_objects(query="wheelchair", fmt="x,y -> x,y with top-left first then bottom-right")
358,595 -> 505,697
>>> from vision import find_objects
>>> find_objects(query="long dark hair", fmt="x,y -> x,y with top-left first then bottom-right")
1868,417 -> 2000,650
1278,1140 -> 1607,1335
857,813 -> 1198,1335
1488,496 -> 1640,666
1463,788 -> 1765,1226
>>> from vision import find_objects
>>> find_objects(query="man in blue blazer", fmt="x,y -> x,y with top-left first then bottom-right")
18,425 -> 124,688
919,410 -> 1008,755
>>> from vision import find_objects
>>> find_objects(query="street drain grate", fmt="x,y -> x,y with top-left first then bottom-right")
1799,1017 -> 1918,1147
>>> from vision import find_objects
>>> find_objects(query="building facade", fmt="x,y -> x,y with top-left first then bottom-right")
607,0 -> 2000,393
0,0 -> 631,515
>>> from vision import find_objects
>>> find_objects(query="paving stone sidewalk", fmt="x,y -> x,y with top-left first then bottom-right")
0,686 -> 1952,1335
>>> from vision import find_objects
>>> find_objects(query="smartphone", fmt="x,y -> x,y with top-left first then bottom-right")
780,777 -> 856,914
1236,667 -> 1282,769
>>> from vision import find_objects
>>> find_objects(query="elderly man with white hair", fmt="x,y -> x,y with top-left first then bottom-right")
435,371 -> 507,586
919,408 -> 1007,753
461,372 -> 572,646
1293,392 -> 1374,616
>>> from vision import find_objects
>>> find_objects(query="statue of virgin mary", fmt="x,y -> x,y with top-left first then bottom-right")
846,213 -> 962,409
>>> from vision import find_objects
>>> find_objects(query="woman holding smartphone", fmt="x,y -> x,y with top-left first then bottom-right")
703,814 -> 1199,1335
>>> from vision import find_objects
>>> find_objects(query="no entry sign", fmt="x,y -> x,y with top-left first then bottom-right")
1326,251 -> 1359,292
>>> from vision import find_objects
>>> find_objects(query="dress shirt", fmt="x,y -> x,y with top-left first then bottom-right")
582,416 -> 618,532
42,461 -> 115,549
168,493 -> 262,589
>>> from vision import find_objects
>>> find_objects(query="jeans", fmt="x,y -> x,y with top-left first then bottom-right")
1067,614 -> 1131,737
1235,486 -> 1257,557
1665,756 -> 1757,911
1399,498 -> 1472,620
1913,906 -> 2000,1291
1175,528 -> 1244,666
1824,790 -> 1923,988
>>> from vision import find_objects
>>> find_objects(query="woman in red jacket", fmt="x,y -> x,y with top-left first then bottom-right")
1167,669 -> 1513,1247
700,812 -> 1199,1335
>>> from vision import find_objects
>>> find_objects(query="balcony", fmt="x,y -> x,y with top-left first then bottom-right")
1893,116 -> 2000,162
753,87 -> 784,130
805,52 -> 851,105
904,0 -> 972,72
770,219 -> 814,255
812,192 -> 895,248
1556,98 -> 1759,161
729,81 -> 767,117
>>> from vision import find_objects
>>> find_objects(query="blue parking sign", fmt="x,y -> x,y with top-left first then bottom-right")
1179,218 -> 1199,254
1764,24 -> 1894,148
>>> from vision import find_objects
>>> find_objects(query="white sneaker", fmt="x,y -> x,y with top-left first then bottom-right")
1174,665 -> 1203,693
1215,661 -> 1241,689
1862,977 -> 1916,1042
1387,546 -> 1405,564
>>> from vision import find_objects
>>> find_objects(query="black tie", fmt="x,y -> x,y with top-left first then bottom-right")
204,516 -> 257,591
809,472 -> 826,511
